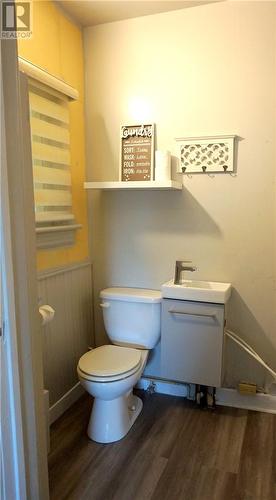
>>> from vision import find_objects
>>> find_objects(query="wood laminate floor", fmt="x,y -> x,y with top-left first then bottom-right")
48,391 -> 276,500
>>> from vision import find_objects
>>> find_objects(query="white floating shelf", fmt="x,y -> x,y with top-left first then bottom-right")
84,180 -> 182,191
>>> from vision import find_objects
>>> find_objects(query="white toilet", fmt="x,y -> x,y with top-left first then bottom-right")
77,287 -> 161,443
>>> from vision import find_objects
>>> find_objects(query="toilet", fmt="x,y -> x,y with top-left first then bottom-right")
77,287 -> 162,443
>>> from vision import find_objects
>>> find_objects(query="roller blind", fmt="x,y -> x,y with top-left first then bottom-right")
29,81 -> 75,227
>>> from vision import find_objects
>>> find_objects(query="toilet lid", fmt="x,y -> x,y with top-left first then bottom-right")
78,345 -> 141,378
100,287 -> 161,303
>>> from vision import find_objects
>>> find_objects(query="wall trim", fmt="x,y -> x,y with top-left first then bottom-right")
49,383 -> 85,425
43,390 -> 50,453
216,388 -> 276,414
137,378 -> 276,414
48,379 -> 276,429
38,260 -> 91,280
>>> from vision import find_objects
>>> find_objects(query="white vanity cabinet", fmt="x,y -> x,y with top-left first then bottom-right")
161,298 -> 225,387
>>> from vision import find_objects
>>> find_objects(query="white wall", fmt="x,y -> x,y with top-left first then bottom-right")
84,1 -> 276,387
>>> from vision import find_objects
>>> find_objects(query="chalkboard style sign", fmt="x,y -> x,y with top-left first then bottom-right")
120,124 -> 155,181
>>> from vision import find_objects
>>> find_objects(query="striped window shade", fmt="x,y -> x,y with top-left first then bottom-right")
29,81 -> 75,228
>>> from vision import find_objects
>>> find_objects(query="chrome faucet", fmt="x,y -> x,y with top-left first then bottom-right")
174,260 -> 197,284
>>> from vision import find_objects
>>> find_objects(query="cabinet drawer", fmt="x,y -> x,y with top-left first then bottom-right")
161,299 -> 224,387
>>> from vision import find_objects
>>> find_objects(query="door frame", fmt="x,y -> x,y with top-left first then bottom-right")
1,49 -> 27,500
1,37 -> 49,500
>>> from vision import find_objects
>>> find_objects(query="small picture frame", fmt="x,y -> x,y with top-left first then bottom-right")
120,124 -> 155,181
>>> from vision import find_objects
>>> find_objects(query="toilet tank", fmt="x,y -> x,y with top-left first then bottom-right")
100,287 -> 162,349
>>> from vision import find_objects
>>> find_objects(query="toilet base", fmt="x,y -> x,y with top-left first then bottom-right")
87,393 -> 143,443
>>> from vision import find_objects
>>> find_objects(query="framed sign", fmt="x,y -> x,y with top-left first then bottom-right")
120,124 -> 155,181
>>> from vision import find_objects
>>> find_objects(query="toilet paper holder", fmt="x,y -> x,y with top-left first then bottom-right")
39,304 -> 55,326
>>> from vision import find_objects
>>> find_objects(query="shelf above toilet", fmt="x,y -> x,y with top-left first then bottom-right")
84,180 -> 182,191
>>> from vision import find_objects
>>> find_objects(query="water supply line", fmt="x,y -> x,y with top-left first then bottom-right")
224,328 -> 276,384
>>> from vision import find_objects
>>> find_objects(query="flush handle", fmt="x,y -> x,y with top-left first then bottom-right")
168,308 -> 216,319
100,302 -> 110,308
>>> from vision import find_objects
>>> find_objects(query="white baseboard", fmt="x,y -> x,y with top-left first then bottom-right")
137,378 -> 276,414
216,388 -> 276,414
48,381 -> 276,430
49,382 -> 85,425
136,377 -> 189,398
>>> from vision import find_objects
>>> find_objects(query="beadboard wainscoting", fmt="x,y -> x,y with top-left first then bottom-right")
38,261 -> 94,410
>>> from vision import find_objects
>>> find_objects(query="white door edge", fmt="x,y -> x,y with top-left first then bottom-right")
1,56 -> 27,500
1,38 -> 49,500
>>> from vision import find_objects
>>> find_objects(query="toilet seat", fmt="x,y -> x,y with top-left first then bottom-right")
78,345 -> 142,382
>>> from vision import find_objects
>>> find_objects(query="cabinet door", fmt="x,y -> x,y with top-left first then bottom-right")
161,299 -> 224,387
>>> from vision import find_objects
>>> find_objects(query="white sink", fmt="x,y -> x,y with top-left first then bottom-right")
162,279 -> 231,304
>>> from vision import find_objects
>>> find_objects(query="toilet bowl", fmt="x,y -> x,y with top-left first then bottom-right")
78,345 -> 148,443
77,287 -> 161,443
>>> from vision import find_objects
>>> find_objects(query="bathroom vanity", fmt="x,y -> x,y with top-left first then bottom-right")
161,279 -> 231,388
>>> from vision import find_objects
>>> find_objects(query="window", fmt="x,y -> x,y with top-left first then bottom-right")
19,57 -> 81,249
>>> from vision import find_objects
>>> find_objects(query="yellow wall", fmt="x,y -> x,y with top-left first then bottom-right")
17,0 -> 89,270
